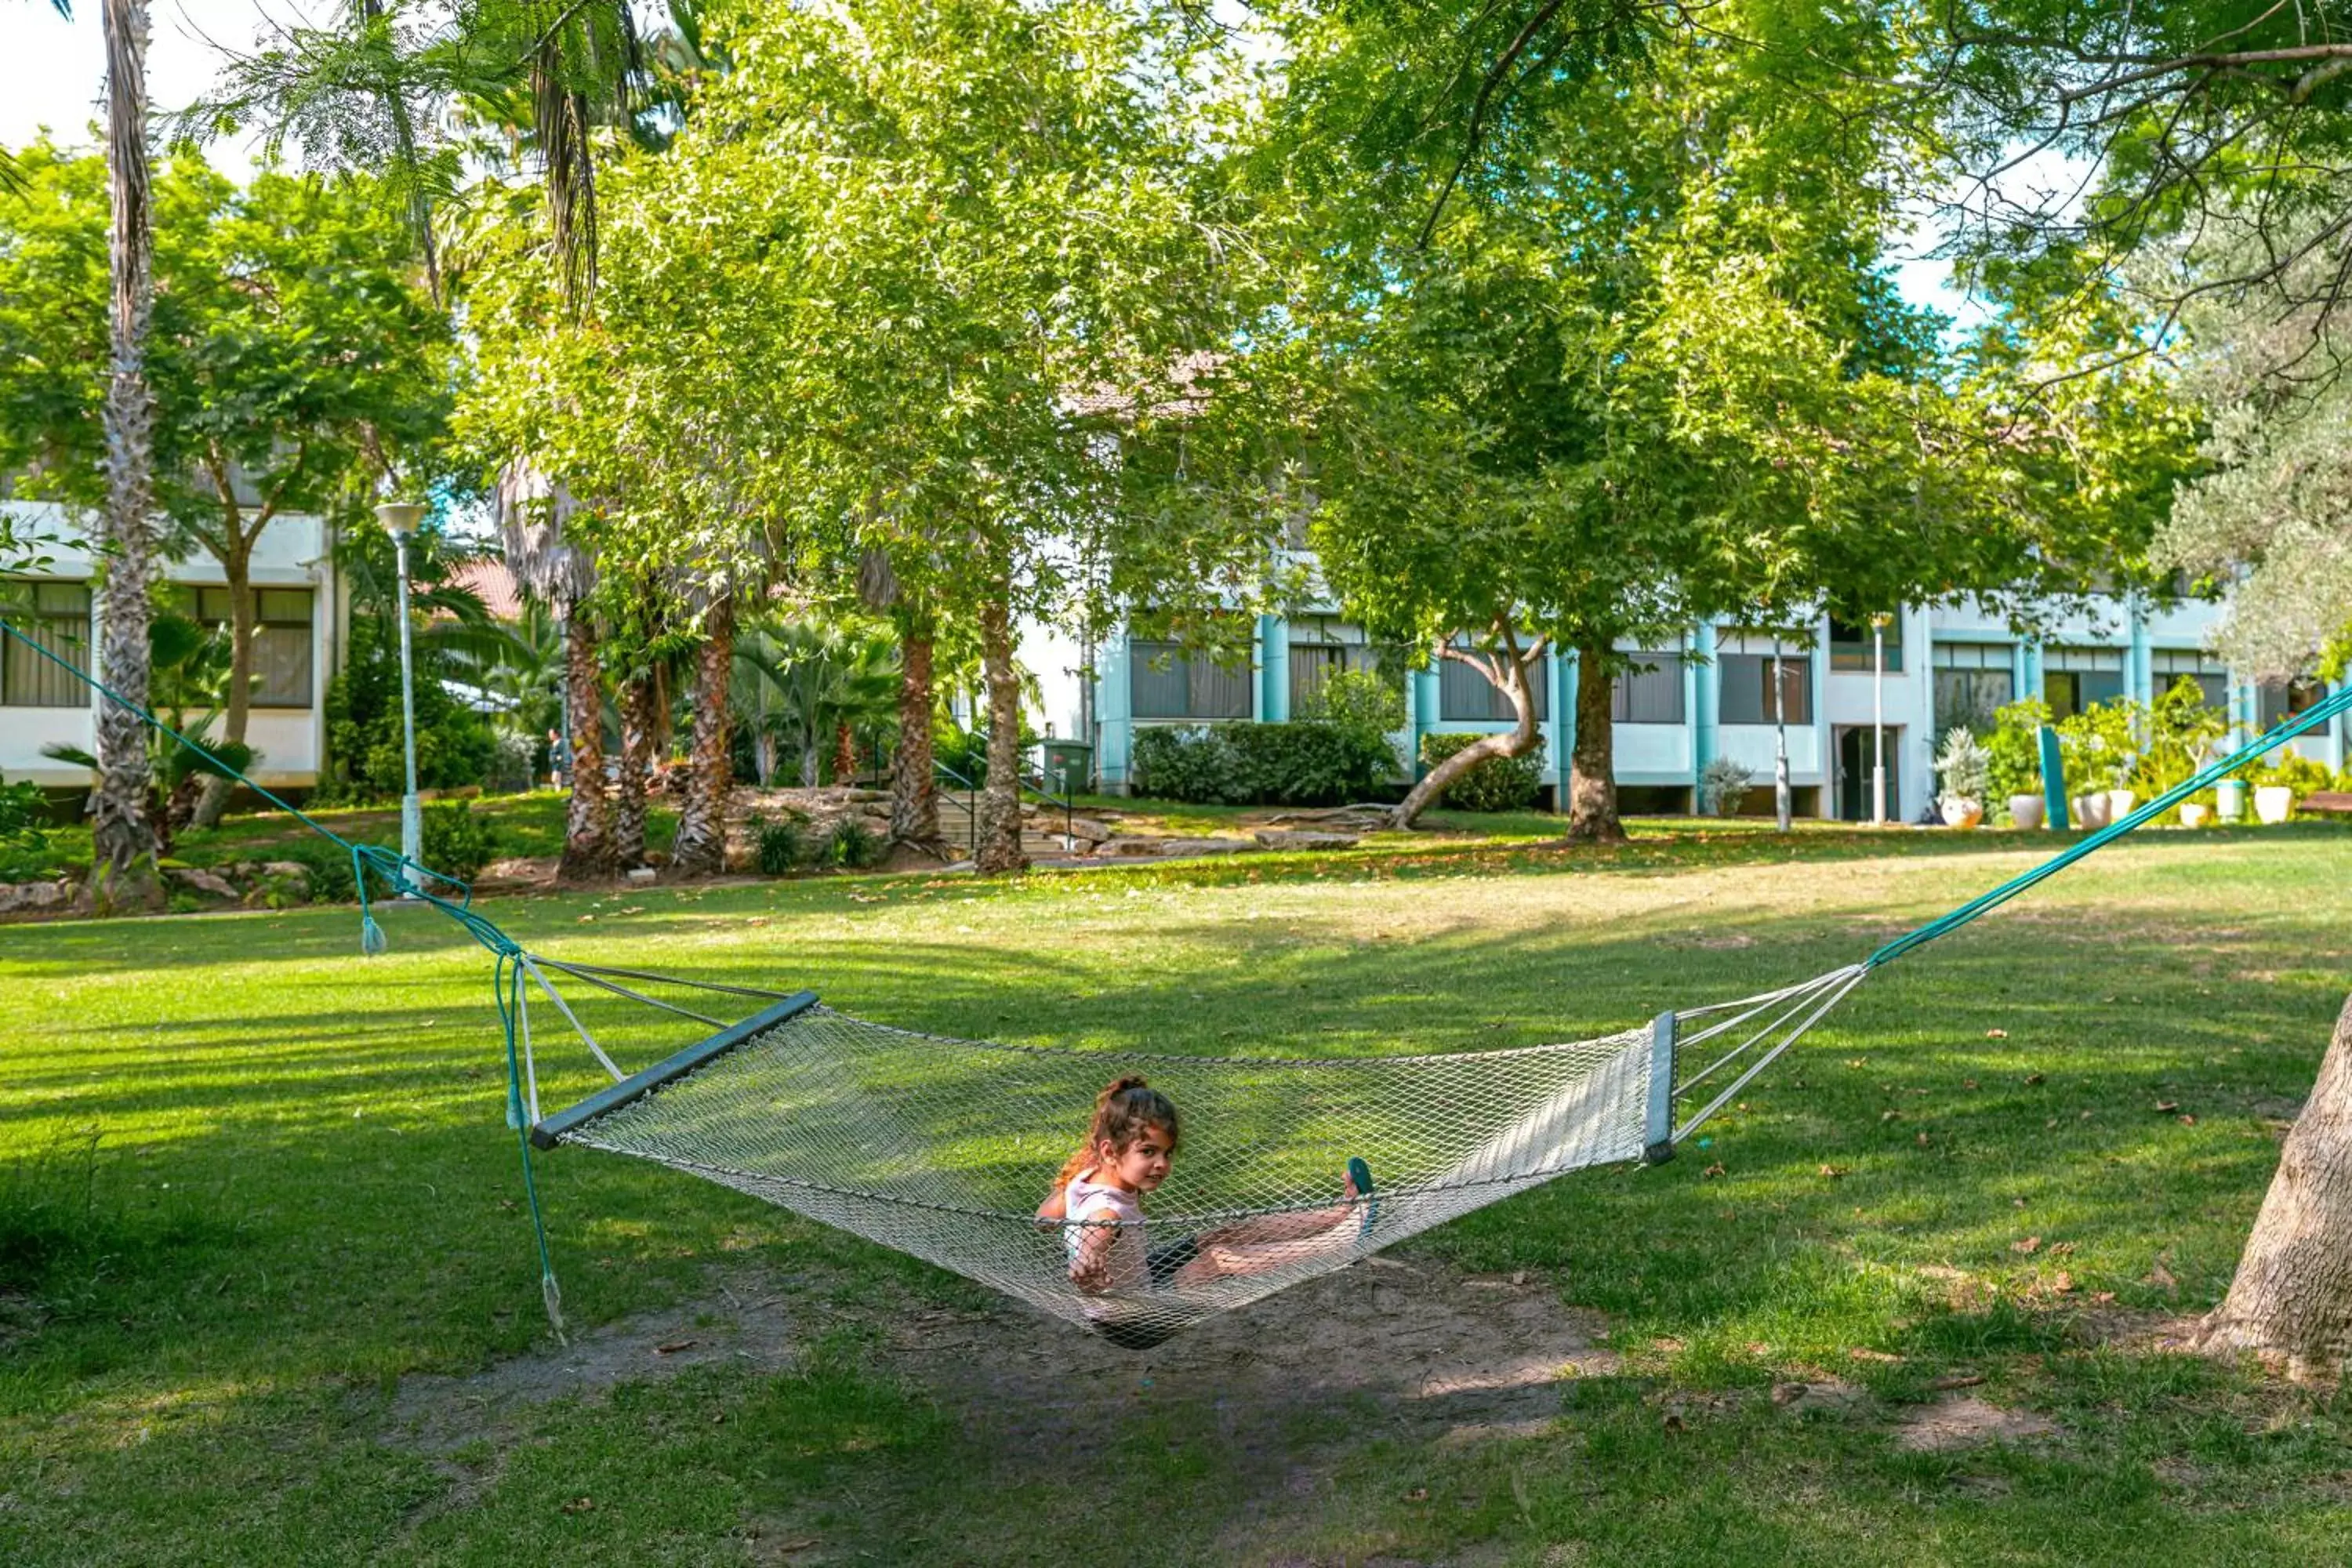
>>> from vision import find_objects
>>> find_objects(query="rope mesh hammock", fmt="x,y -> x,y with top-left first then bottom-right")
4,612 -> 2347,1346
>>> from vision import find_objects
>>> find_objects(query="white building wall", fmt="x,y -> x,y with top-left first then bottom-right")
2,502 -> 336,788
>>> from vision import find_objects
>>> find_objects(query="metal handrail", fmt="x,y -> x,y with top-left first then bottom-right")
930,736 -> 1076,856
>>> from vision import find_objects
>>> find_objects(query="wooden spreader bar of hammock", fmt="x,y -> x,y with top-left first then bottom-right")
529,989 -> 819,1150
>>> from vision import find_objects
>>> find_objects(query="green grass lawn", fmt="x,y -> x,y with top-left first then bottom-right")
5,826 -> 2351,1564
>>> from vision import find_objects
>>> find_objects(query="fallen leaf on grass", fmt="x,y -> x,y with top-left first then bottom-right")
2013,1236 -> 2042,1254
1986,1028 -> 2009,1040
2155,1101 -> 2180,1114
2180,1114 -> 2198,1127
655,1340 -> 697,1356
1405,1489 -> 1429,1504
2051,1272 -> 2077,1294
1817,1163 -> 1847,1179
1702,1162 -> 1726,1179
2024,1073 -> 2045,1085
1916,1131 -> 1933,1146
2092,1291 -> 2117,1305
1847,1348 -> 1902,1363
561,1497 -> 595,1515
1962,1079 -> 1979,1090
2148,1261 -> 2179,1293
1929,1374 -> 1987,1391
772,1541 -> 820,1556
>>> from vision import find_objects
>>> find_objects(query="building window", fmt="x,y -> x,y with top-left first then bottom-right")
1718,654 -> 1811,725
1,581 -> 91,707
1287,623 -> 1399,715
167,585 -> 316,708
1932,642 -> 2015,731
1828,615 -> 1902,673
1130,639 -> 1251,720
1610,652 -> 1686,725
2043,646 -> 2125,719
2259,677 -> 2325,731
2151,648 -> 2230,713
1439,652 -> 1547,721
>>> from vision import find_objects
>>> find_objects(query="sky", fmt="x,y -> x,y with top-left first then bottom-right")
0,0 -> 1979,321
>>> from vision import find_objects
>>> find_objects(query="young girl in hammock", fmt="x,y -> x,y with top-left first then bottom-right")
1035,1075 -> 1374,1298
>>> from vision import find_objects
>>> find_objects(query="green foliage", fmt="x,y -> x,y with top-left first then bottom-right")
266,843 -> 361,906
1132,721 -> 1397,807
2242,752 -> 2333,804
1417,732 -> 1543,812
2129,679 -> 2229,799
1294,668 -> 1405,777
320,614 -> 496,801
752,815 -> 812,877
2054,699 -> 2141,797
1933,728 -> 1993,804
825,816 -> 884,870
0,775 -> 47,851
419,801 -> 499,883
1985,699 -> 2054,806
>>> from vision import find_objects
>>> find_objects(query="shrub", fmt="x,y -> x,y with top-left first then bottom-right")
0,775 -> 45,851
1984,698 -> 2053,807
273,842 -> 361,905
420,800 -> 499,883
826,816 -> 884,869
1417,732 -> 1542,812
1699,754 -> 1755,816
1131,721 -> 1395,807
753,815 -> 811,876
485,733 -> 539,796
2129,680 -> 2227,800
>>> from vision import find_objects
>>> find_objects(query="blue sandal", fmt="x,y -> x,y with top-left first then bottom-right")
1348,1156 -> 1378,1238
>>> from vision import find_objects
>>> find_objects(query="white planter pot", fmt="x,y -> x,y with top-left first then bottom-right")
2216,778 -> 2247,822
2256,785 -> 2295,825
2071,793 -> 2112,831
1940,797 -> 1984,829
2009,793 -> 2046,830
2179,803 -> 2212,829
2106,789 -> 2139,823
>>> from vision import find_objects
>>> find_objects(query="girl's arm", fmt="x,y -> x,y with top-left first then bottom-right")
1035,1186 -> 1069,1226
1066,1218 -> 1119,1293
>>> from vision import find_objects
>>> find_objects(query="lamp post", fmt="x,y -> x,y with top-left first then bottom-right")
1871,612 -> 1890,826
375,502 -> 428,893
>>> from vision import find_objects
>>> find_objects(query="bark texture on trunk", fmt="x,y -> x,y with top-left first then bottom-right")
612,673 -> 656,869
975,589 -> 1027,876
559,613 -> 612,879
890,616 -> 942,848
670,595 -> 736,877
833,721 -> 857,785
2198,993 -> 2352,1381
91,0 -> 159,887
1566,639 -> 1625,843
190,537 -> 255,831
1389,648 -> 1541,827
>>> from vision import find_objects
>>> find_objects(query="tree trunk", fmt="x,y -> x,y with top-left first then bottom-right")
1773,641 -> 1792,833
90,0 -> 159,892
1390,648 -> 1542,827
670,594 -> 735,877
1566,639 -> 1626,843
558,612 -> 612,879
2196,993 -> 2352,1381
191,536 -> 255,831
890,613 -> 942,848
975,587 -> 1027,876
612,672 -> 655,869
833,720 -> 857,785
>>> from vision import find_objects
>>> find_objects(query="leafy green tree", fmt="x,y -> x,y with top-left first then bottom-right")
0,147 -> 451,825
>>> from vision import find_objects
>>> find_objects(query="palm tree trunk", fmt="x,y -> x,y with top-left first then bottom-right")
90,0 -> 159,891
832,720 -> 856,785
559,612 -> 612,879
975,585 -> 1027,876
1566,638 -> 1626,843
670,594 -> 735,877
612,671 -> 655,869
890,608 -> 942,848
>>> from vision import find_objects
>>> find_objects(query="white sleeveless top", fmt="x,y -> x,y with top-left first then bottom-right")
1063,1171 -> 1147,1291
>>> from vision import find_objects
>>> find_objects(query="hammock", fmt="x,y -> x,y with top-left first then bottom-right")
5,614 -> 2347,1345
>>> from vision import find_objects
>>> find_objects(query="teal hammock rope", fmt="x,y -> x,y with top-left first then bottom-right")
5,609 -> 2347,1337
0,616 -> 568,1334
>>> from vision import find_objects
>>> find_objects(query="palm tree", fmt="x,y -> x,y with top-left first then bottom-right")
498,464 -> 608,878
732,617 -> 901,789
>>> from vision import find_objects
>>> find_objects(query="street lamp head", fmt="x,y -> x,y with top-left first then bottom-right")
374,501 -> 429,538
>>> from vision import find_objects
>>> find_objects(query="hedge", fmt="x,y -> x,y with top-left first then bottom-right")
1130,721 -> 1395,806
1416,731 -> 1542,811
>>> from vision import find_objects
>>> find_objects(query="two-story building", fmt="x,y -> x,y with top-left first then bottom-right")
2,501 -> 346,793
1030,585 -> 2343,818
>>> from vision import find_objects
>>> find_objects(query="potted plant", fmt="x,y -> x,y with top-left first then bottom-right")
1985,699 -> 2052,828
2131,679 -> 2227,831
1933,727 -> 1990,829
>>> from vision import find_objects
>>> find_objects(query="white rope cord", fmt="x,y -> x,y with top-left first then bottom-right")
532,958 -> 798,1002
1673,965 -> 1869,1143
517,974 -> 542,1124
1672,967 -> 1857,1099
522,955 -> 730,1030
519,956 -> 628,1083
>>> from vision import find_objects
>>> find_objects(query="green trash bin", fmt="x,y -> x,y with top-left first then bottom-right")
1040,739 -> 1093,796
